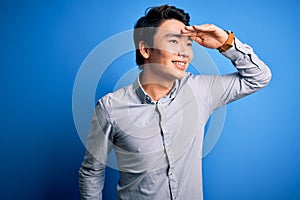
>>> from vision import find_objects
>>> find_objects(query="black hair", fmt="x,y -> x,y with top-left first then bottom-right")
133,5 -> 190,68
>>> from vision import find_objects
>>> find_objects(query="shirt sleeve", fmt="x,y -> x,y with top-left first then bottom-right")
206,37 -> 272,111
78,98 -> 114,200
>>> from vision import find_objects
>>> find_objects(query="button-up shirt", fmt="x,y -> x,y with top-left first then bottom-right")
79,38 -> 272,200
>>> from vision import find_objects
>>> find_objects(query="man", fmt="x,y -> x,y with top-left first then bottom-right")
78,4 -> 271,200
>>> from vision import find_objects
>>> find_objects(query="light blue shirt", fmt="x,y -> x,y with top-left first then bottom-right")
79,38 -> 272,200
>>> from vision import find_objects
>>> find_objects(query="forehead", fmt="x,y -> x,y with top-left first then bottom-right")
156,19 -> 186,35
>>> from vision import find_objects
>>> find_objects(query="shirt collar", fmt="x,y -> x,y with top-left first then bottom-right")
133,72 -> 179,104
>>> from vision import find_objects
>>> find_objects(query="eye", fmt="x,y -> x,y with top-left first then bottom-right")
187,42 -> 193,47
169,39 -> 178,44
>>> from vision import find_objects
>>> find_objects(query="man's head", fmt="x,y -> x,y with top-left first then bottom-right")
134,5 -> 192,72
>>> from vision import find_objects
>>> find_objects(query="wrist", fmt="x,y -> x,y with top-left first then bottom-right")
217,31 -> 235,52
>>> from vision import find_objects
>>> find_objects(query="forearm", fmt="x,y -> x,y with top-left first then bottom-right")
79,159 -> 105,200
222,37 -> 272,90
206,37 -> 272,110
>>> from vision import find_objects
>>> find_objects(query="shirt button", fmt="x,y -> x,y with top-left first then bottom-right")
145,95 -> 151,103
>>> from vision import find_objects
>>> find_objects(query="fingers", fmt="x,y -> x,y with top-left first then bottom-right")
181,29 -> 194,36
192,36 -> 204,45
189,24 -> 214,31
181,27 -> 203,43
182,24 -> 217,34
181,24 -> 225,47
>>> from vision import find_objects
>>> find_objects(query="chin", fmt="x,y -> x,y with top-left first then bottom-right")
171,70 -> 186,80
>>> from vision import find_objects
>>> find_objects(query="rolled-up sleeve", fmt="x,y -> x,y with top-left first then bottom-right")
78,98 -> 114,200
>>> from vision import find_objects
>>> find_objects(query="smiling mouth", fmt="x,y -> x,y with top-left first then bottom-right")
172,61 -> 186,70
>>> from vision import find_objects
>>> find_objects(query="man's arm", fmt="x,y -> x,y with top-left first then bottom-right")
207,37 -> 272,110
78,100 -> 114,200
182,24 -> 272,110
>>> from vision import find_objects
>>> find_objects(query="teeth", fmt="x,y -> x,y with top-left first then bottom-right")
173,61 -> 185,66
173,61 -> 185,69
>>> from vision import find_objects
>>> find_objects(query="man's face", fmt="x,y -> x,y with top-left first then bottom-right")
145,19 -> 194,80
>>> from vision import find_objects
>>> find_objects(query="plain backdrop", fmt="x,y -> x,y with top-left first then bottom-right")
1,0 -> 300,199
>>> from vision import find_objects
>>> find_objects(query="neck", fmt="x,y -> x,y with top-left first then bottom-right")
140,72 -> 175,101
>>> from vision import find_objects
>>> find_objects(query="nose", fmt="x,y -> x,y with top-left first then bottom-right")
178,50 -> 189,58
177,43 -> 191,59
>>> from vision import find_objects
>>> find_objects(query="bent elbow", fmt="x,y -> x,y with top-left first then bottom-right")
260,66 -> 272,88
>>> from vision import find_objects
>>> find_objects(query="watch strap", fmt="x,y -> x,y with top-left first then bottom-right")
217,31 -> 235,52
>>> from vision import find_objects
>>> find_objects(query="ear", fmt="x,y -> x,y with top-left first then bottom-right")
139,41 -> 151,59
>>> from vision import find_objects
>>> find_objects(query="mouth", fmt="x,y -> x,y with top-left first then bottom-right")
172,61 -> 186,70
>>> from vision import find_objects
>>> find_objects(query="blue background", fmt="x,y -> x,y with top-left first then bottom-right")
1,0 -> 300,199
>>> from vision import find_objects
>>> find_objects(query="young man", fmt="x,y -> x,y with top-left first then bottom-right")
79,5 -> 271,200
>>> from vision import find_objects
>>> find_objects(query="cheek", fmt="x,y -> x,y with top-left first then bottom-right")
156,42 -> 178,54
155,49 -> 174,60
189,49 -> 194,60
159,45 -> 177,55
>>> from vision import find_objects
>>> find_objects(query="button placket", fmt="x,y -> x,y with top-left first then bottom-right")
156,102 -> 178,199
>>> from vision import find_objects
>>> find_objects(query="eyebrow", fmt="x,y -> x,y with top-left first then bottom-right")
164,33 -> 193,41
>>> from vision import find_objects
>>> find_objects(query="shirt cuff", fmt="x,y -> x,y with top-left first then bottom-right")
220,37 -> 253,61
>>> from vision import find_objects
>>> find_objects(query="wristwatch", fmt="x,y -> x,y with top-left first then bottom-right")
217,31 -> 235,52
